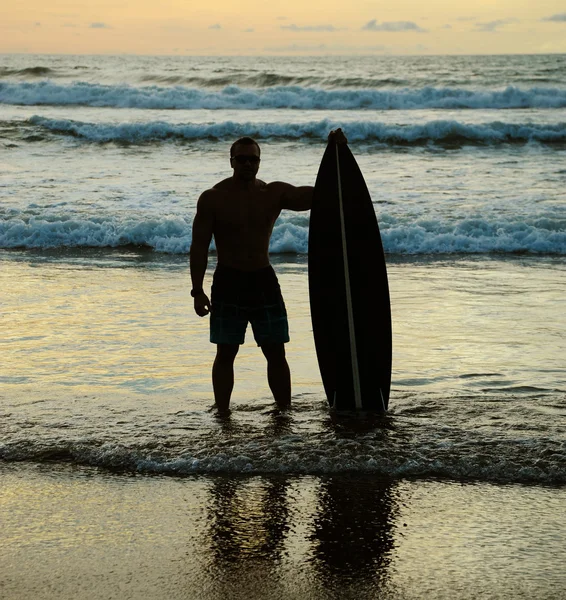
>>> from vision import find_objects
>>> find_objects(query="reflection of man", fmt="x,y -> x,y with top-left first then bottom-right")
209,477 -> 289,563
311,476 -> 395,592
206,477 -> 290,597
190,131 -> 347,412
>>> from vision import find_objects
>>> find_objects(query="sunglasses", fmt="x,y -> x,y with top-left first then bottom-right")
232,155 -> 261,165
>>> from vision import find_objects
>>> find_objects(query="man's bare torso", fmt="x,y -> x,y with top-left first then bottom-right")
207,177 -> 283,271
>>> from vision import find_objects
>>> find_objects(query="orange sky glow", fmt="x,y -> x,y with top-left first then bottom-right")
2,0 -> 566,55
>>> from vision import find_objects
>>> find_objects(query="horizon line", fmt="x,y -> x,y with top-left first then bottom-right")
1,50 -> 566,58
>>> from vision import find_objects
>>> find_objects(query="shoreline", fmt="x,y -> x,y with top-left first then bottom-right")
3,246 -> 566,265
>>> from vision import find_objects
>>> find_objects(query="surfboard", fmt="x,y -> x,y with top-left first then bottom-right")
308,140 -> 392,411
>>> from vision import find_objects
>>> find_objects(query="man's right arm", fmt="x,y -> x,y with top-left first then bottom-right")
190,190 -> 214,316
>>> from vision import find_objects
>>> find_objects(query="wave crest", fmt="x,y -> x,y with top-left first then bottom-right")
25,116 -> 566,146
1,432 -> 564,483
2,82 -> 566,109
1,212 -> 564,255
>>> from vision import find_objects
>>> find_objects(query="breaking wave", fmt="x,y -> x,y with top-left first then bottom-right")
23,116 -> 566,146
1,211 -> 564,255
2,81 -> 566,109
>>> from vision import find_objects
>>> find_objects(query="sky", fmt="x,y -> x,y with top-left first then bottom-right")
2,0 -> 566,55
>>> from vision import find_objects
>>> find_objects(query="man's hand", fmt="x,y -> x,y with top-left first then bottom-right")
328,128 -> 348,145
194,292 -> 211,317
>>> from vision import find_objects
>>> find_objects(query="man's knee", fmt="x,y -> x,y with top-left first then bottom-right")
215,344 -> 239,363
261,343 -> 287,363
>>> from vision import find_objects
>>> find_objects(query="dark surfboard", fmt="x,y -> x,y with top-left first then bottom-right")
308,140 -> 392,411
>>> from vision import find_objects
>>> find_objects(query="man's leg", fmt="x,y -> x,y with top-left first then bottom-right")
261,343 -> 291,410
213,344 -> 239,412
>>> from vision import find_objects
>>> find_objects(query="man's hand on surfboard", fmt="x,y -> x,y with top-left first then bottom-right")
328,128 -> 348,145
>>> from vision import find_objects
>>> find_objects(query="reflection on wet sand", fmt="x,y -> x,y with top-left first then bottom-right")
207,476 -> 291,599
310,476 -> 397,598
203,412 -> 398,600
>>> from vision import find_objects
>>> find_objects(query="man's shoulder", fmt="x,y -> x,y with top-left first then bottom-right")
264,181 -> 296,203
264,180 -> 293,196
211,177 -> 234,191
201,178 -> 229,195
198,179 -> 230,204
265,180 -> 293,192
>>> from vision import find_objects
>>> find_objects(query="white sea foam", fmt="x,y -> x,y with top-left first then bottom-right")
2,212 -> 564,255
27,116 -> 566,145
0,214 -> 193,253
0,430 -> 563,483
2,82 -> 566,109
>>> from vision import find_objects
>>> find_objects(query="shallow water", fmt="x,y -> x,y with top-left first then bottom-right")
2,251 -> 564,484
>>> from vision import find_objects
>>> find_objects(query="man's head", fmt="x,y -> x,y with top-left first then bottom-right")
230,137 -> 261,181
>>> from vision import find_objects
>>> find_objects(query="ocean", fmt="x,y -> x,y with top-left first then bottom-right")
1,53 -> 565,599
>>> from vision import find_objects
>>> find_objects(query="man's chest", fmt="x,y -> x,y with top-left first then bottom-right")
214,194 -> 279,232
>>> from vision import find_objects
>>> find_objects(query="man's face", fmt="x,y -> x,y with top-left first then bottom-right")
230,143 -> 261,182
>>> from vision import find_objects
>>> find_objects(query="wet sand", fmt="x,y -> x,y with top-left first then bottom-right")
1,463 -> 564,600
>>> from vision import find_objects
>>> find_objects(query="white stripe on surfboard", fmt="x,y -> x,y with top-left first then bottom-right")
335,144 -> 363,410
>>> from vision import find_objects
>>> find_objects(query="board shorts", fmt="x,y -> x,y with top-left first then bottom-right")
210,264 -> 290,346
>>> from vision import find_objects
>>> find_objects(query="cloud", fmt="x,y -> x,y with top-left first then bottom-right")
208,23 -> 221,30
542,13 -> 566,22
362,20 -> 426,33
90,22 -> 111,29
474,19 -> 517,32
281,24 -> 343,32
